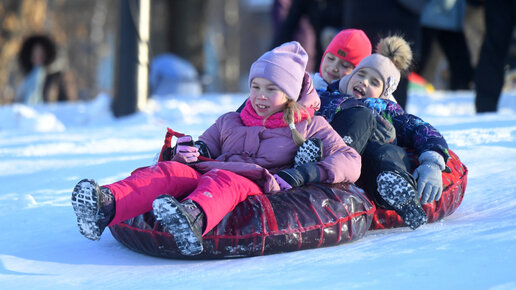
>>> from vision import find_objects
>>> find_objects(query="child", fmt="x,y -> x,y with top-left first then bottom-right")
312,29 -> 372,91
71,41 -> 361,255
16,34 -> 77,104
315,35 -> 449,229
337,35 -> 412,104
233,29 -> 370,112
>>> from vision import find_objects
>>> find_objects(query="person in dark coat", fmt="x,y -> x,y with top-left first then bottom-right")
474,0 -> 516,112
272,0 -> 344,72
343,0 -> 423,109
418,0 -> 473,91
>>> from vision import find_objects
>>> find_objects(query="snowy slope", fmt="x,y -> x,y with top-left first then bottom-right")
1,91 -> 515,289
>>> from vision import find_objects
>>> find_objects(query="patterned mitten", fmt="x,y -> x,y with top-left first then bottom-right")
294,138 -> 323,167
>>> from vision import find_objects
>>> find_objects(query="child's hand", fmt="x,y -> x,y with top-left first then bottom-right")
273,174 -> 292,191
413,151 -> 445,204
172,136 -> 200,163
413,163 -> 442,204
294,138 -> 322,167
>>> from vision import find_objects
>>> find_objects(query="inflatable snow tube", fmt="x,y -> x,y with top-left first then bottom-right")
109,150 -> 467,259
109,128 -> 467,258
109,182 -> 375,259
370,149 -> 468,229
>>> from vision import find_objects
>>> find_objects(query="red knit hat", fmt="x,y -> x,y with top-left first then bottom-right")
320,29 -> 372,72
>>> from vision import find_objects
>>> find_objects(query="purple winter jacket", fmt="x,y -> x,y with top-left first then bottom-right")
192,112 -> 361,193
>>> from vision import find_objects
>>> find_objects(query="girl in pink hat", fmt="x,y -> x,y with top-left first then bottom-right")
313,29 -> 372,90
71,41 -> 361,256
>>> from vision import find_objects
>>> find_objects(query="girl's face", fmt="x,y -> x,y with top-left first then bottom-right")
249,77 -> 288,117
320,52 -> 354,83
31,44 -> 46,66
346,67 -> 384,99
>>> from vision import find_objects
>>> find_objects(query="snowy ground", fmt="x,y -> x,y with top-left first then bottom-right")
1,90 -> 516,289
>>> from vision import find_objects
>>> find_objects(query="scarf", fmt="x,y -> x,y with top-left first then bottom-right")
240,100 -> 312,129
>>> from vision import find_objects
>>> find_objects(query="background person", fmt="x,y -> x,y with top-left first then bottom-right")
16,34 -> 77,104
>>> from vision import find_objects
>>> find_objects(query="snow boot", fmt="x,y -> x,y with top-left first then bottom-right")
71,179 -> 115,240
152,195 -> 204,256
376,171 -> 427,230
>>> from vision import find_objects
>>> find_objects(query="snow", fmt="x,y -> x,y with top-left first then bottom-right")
1,90 -> 516,289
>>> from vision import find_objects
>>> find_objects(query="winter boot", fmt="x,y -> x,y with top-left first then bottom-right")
152,195 -> 205,256
71,179 -> 115,240
376,171 -> 427,230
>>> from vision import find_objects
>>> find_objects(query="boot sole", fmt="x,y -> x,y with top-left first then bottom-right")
152,196 -> 203,256
377,172 -> 427,230
71,179 -> 102,240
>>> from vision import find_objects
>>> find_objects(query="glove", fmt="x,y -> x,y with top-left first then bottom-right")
294,138 -> 323,167
413,151 -> 446,204
273,174 -> 292,191
172,136 -> 200,164
275,163 -> 320,189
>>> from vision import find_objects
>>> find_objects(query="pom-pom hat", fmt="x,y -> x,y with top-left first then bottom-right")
339,35 -> 412,100
339,53 -> 401,98
249,41 -> 308,102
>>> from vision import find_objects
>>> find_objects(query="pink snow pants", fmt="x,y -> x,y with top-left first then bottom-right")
105,161 -> 263,235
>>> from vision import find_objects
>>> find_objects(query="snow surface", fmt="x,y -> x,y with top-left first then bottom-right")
1,90 -> 516,289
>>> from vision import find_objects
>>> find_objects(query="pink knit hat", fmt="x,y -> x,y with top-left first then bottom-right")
249,41 -> 308,102
320,29 -> 372,73
339,53 -> 401,98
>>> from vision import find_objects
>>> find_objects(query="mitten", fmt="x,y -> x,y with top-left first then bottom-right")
172,136 -> 200,163
294,138 -> 323,167
276,163 -> 320,188
413,150 -> 446,204
273,174 -> 293,191
372,114 -> 396,145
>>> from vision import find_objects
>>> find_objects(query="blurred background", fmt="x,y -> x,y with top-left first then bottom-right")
0,0 -> 514,111
0,0 -> 275,105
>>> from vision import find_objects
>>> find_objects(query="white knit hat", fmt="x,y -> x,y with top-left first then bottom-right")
339,53 -> 400,98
